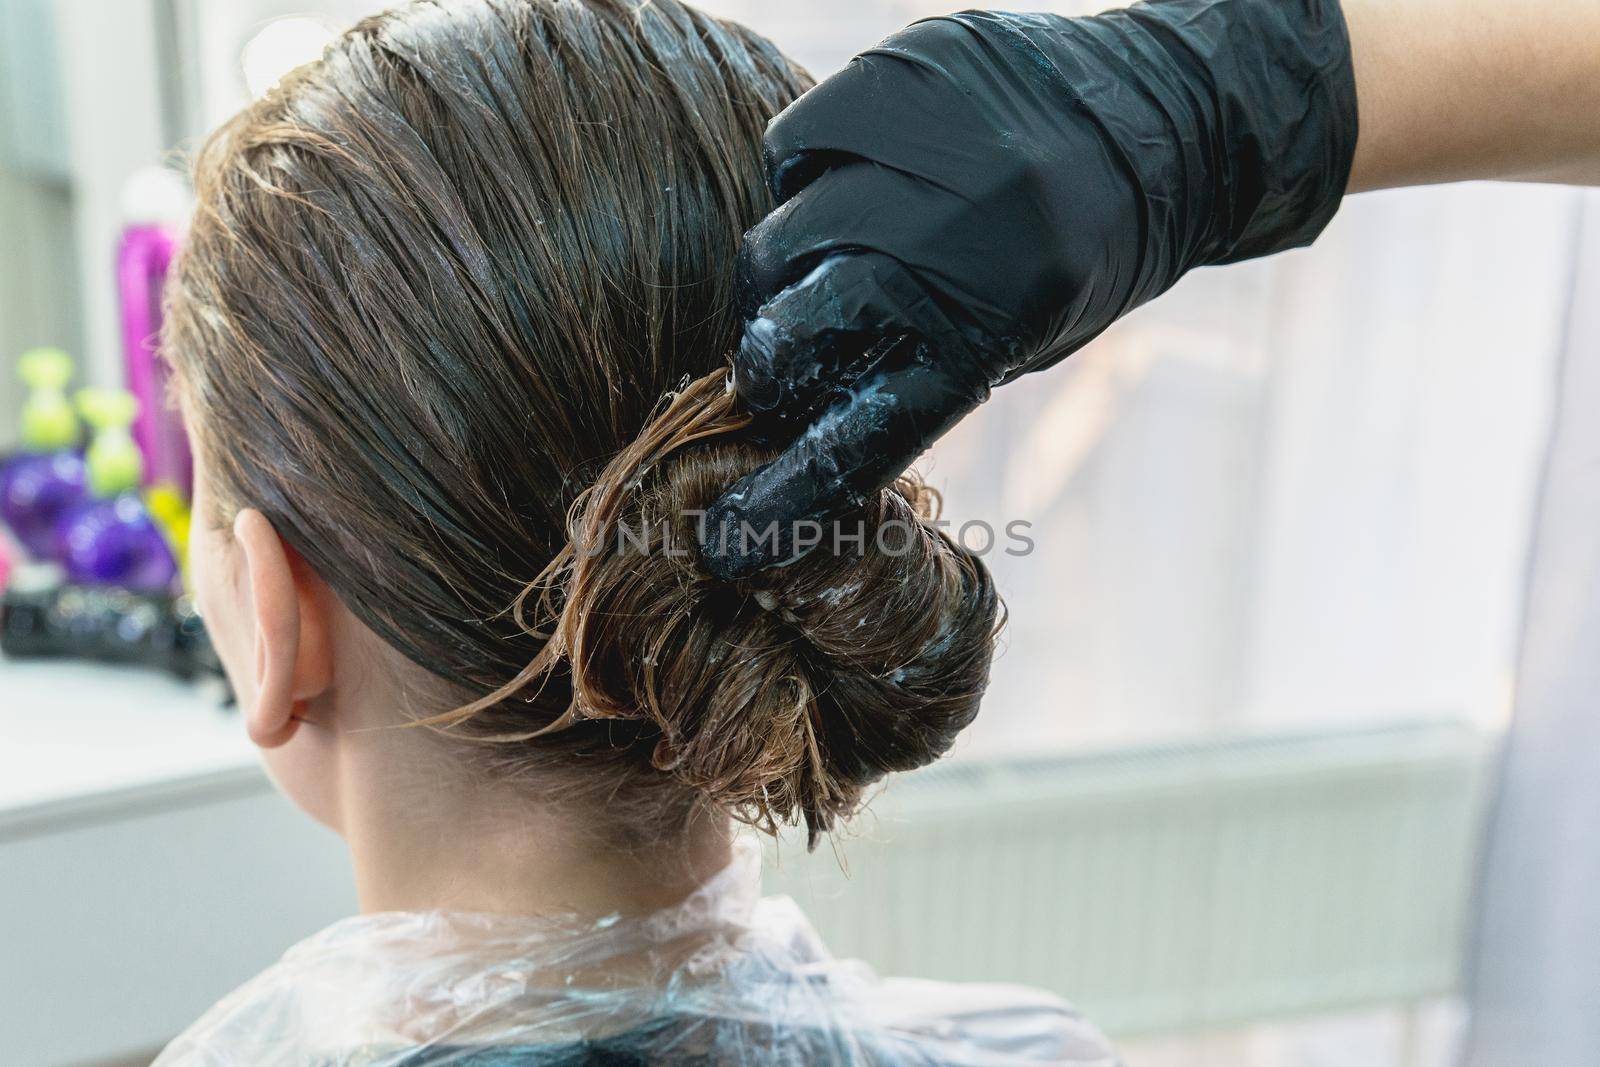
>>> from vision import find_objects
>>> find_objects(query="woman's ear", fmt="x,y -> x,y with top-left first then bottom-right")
232,509 -> 335,749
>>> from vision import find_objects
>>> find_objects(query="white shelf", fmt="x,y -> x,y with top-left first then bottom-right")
0,661 -> 258,834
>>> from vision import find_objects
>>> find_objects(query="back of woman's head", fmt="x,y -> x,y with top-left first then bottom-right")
167,0 -> 1000,846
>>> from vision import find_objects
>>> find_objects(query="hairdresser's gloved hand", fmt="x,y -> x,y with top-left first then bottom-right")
702,0 -> 1358,579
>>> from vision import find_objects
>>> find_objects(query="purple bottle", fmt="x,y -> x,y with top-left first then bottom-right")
54,388 -> 179,594
0,347 -> 87,560
119,167 -> 191,498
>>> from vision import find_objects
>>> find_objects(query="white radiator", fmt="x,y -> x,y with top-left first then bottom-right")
761,718 -> 1496,1039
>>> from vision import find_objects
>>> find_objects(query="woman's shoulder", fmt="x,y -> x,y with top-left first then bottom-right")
743,895 -> 1121,1066
151,898 -> 1120,1067
857,973 -> 1120,1066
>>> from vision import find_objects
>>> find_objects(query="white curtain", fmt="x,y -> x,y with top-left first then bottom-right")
937,183 -> 1583,757
1464,192 -> 1600,1065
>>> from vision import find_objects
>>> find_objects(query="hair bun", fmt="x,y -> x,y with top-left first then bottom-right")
496,371 -> 1002,846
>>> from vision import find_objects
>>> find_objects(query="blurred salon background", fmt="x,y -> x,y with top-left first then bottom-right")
1,1 -> 1596,1064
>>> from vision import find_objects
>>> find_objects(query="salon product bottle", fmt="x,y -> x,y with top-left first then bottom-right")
119,166 -> 191,497
54,388 -> 179,593
0,347 -> 88,560
143,482 -> 192,581
0,529 -> 15,593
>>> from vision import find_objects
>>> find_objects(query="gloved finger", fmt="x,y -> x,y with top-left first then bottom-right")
700,349 -> 989,581
733,249 -> 967,435
761,20 -> 982,201
737,156 -> 955,316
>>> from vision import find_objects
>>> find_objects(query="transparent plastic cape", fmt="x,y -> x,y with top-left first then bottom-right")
153,837 -> 1118,1066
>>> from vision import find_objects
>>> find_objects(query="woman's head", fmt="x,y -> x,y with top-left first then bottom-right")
168,0 -> 1000,853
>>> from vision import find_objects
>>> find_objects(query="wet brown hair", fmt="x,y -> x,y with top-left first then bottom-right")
166,0 -> 1000,846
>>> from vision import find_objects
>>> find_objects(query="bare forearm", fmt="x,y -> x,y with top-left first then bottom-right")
1345,0 -> 1600,191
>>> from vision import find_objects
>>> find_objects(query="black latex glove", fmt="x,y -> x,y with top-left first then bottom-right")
701,0 -> 1358,579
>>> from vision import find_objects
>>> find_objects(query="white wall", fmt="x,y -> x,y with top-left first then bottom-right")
51,0 -> 169,390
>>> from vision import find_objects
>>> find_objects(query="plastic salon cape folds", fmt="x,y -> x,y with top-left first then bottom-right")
152,837 -> 1119,1066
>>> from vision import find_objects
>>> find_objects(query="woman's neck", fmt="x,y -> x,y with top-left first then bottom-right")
336,728 -> 734,918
